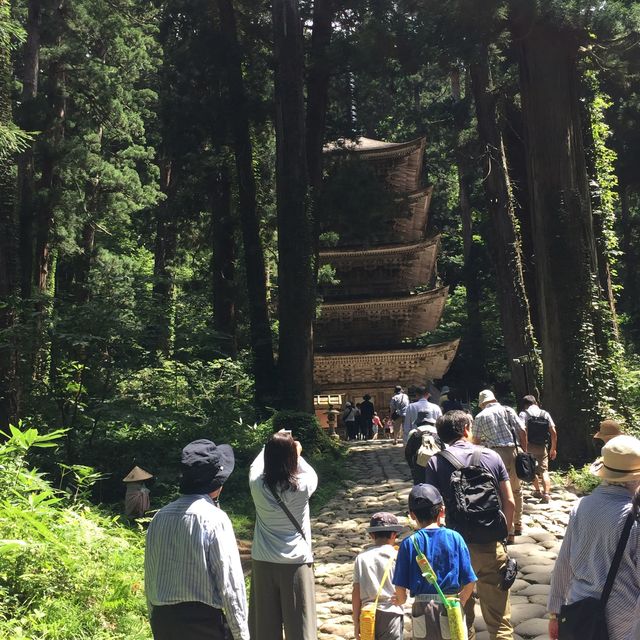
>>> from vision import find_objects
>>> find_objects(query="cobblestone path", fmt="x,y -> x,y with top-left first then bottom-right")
314,440 -> 578,640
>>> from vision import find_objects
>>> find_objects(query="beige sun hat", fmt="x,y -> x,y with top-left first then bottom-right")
590,435 -> 640,482
478,389 -> 496,407
123,466 -> 153,482
594,419 -> 623,443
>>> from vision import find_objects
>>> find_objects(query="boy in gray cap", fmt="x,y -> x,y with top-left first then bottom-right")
352,512 -> 405,640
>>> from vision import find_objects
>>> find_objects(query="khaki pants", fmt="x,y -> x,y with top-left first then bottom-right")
249,559 -> 317,640
392,417 -> 403,441
465,542 -> 513,640
492,446 -> 522,533
528,443 -> 548,477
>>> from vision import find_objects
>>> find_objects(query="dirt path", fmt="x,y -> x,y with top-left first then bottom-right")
313,440 -> 578,640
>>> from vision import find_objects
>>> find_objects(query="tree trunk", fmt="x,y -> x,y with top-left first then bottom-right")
469,44 -> 540,401
305,0 -> 333,193
582,107 -> 619,339
151,160 -> 177,357
16,0 -> 42,299
503,97 -> 540,336
272,0 -> 314,411
216,0 -> 275,403
0,19 -> 18,429
210,164 -> 237,357
516,22 -> 615,461
33,59 -> 65,296
450,69 -> 487,391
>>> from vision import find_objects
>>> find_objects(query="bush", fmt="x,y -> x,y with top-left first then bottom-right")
562,463 -> 601,495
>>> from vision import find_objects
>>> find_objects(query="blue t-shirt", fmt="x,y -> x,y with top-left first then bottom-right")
393,527 -> 477,596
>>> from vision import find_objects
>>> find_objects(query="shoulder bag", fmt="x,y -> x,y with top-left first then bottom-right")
359,552 -> 396,640
510,424 -> 537,482
558,511 -> 635,640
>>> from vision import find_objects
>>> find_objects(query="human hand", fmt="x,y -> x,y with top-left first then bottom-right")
550,449 -> 557,461
549,618 -> 559,640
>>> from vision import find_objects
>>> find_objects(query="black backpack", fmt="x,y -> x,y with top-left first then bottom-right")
526,411 -> 550,445
437,448 -> 508,544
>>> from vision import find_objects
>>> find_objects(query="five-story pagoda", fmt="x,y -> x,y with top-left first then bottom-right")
313,136 -> 459,419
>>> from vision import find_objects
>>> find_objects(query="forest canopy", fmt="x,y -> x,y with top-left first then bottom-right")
1,0 -> 640,469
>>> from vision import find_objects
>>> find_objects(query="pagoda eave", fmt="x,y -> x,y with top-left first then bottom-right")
315,287 -> 449,350
313,339 -> 460,392
319,236 -> 440,298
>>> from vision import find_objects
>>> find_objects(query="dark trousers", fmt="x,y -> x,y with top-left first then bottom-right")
150,602 -> 229,640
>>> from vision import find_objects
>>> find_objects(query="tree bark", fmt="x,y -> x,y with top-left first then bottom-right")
469,44 -> 540,401
516,22 -> 615,461
216,0 -> 275,402
210,164 -> 237,357
305,0 -> 333,193
16,0 -> 42,299
582,111 -> 619,339
272,0 -> 314,411
151,160 -> 177,357
450,69 -> 488,391
0,18 -> 18,429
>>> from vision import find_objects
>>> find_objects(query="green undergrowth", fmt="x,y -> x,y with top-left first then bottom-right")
0,425 -> 151,640
0,415 -> 348,638
551,464 -> 601,496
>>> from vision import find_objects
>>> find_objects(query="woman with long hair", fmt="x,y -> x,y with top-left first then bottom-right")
248,430 -> 318,640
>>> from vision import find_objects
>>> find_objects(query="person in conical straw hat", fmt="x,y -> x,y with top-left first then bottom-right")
123,465 -> 153,518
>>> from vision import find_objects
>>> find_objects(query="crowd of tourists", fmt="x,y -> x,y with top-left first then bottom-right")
141,385 -> 640,640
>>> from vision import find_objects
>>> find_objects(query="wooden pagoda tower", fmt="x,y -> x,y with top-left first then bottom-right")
313,136 -> 459,420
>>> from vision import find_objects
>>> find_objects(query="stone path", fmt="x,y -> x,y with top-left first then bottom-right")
313,440 -> 579,640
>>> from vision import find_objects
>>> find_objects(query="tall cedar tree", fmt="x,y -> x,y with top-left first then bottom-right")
272,0 -> 315,410
514,17 -> 618,459
468,43 -> 540,399
216,0 -> 276,402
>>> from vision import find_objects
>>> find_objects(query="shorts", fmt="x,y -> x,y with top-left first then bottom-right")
528,442 -> 548,477
411,596 -> 468,640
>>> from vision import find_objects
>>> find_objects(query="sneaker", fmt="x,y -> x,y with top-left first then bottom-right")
541,494 -> 550,504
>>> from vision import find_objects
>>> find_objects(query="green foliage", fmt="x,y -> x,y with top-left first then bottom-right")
558,464 -> 601,495
0,425 -> 150,639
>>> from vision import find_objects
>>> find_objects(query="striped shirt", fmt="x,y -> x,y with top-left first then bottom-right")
144,494 -> 249,640
403,398 -> 442,443
548,484 -> 640,640
472,402 -> 525,448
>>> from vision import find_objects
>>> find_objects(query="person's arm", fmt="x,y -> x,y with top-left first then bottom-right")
498,480 -> 515,534
297,455 -> 318,495
471,416 -> 482,445
548,510 -> 576,640
394,585 -> 408,606
405,430 -> 419,465
248,448 -> 265,483
459,581 -> 475,606
352,583 -> 361,640
549,425 -> 558,460
403,405 -> 414,432
507,408 -> 527,450
208,516 -> 250,640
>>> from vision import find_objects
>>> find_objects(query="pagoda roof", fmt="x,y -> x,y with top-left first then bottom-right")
315,287 -> 448,351
320,235 -> 439,261
313,339 -> 460,392
324,136 -> 426,193
320,235 -> 440,299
